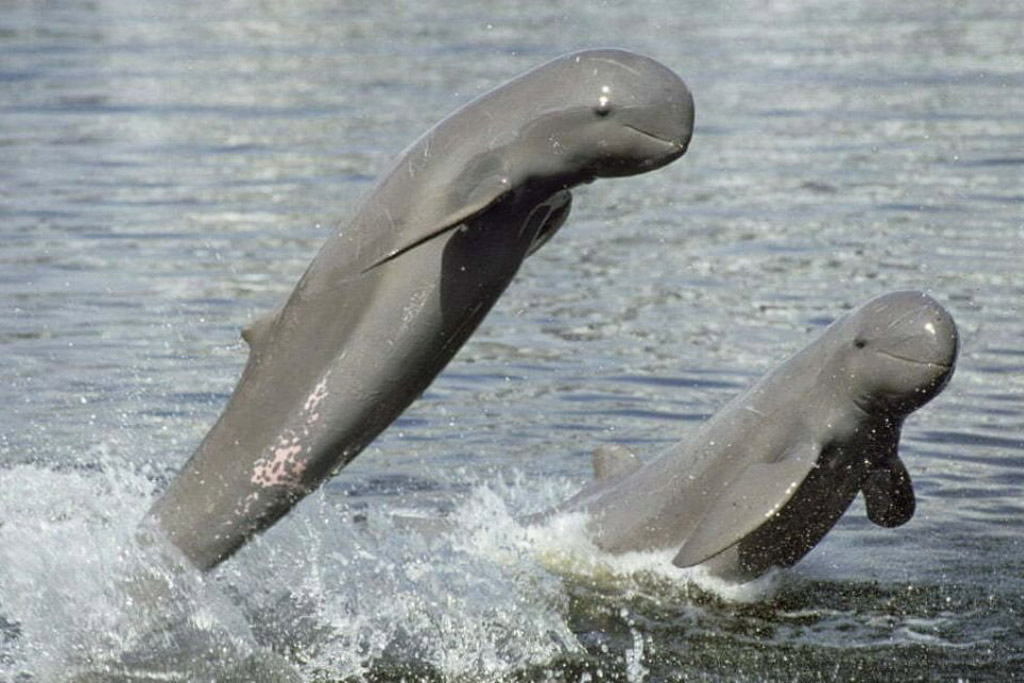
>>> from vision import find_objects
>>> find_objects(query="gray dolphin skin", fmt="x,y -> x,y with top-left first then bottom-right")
549,291 -> 959,582
147,49 -> 695,570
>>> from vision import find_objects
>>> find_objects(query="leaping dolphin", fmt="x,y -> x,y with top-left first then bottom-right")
544,291 -> 959,582
146,49 -> 695,570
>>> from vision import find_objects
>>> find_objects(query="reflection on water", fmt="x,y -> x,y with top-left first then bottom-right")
2,0 -> 1022,680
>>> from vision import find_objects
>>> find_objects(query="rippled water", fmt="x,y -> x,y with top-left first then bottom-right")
2,1 -> 1022,681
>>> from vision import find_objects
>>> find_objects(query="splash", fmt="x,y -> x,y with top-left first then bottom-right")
220,476 -> 586,680
0,451 -> 297,682
0,450 -> 784,682
0,454 -> 584,681
525,502 -> 782,605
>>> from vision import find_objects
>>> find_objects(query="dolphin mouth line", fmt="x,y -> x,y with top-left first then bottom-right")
876,349 -> 953,370
622,123 -> 687,151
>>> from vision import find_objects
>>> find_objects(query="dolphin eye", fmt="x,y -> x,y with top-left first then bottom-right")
594,93 -> 612,117
854,339 -> 867,349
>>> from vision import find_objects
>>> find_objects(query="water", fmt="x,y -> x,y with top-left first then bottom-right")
1,0 -> 1022,680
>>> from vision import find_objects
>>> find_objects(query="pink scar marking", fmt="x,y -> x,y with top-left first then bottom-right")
303,375 -> 330,426
251,436 -> 309,490
250,372 -> 331,491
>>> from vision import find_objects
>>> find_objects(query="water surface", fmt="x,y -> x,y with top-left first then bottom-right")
2,1 -> 1022,680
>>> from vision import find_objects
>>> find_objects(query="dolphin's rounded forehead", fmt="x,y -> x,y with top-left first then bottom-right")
856,291 -> 956,336
563,49 -> 693,111
514,49 -> 694,120
863,290 -> 943,314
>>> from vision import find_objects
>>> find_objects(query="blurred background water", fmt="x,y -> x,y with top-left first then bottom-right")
1,0 -> 1022,680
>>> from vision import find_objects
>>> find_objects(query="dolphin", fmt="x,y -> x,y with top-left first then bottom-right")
146,49 -> 695,570
546,291 -> 959,582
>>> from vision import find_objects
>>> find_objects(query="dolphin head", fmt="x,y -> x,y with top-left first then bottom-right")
512,49 -> 695,183
834,291 -> 959,415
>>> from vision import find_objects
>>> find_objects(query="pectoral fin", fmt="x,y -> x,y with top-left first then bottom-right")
593,444 -> 642,480
525,190 -> 572,257
673,444 -> 820,568
862,455 -> 915,528
361,153 -> 514,273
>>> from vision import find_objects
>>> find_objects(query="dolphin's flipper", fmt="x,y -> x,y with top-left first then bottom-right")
593,444 -> 642,480
525,190 -> 572,257
359,203 -> 492,273
673,444 -> 820,568
862,454 -> 915,528
360,152 -> 516,273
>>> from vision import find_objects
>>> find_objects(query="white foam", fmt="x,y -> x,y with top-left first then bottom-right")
0,457 -> 781,681
524,504 -> 781,605
0,452 -> 286,682
218,475 -> 585,680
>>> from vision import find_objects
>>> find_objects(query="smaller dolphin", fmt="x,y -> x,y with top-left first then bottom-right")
546,291 -> 959,582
